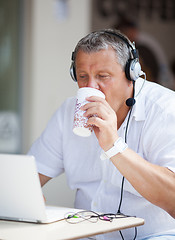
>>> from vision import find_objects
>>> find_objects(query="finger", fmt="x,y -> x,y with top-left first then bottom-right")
86,96 -> 109,107
82,100 -> 111,115
88,116 -> 117,135
87,116 -> 105,128
83,104 -> 110,119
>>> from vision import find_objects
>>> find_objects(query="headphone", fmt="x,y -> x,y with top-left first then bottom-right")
70,30 -> 144,106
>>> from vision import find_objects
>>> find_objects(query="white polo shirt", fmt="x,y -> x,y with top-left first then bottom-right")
28,78 -> 175,239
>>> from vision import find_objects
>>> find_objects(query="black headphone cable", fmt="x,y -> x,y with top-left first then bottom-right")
117,80 -> 138,240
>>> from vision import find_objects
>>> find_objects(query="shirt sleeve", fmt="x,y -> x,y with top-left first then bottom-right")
143,104 -> 175,173
28,103 -> 66,178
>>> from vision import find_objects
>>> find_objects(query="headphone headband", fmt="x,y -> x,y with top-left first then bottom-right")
103,31 -> 139,59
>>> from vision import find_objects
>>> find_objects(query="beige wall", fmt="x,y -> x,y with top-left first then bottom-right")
22,0 -> 91,207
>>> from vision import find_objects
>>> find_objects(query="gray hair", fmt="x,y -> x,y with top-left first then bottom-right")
73,29 -> 132,70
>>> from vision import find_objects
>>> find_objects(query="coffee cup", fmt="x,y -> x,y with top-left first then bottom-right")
73,87 -> 105,137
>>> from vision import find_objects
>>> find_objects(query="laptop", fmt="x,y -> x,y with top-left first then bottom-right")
0,154 -> 81,223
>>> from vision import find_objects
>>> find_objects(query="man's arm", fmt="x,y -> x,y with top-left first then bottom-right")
83,96 -> 175,218
39,173 -> 52,187
110,147 -> 175,218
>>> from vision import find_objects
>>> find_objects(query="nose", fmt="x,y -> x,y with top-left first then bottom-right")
86,77 -> 99,89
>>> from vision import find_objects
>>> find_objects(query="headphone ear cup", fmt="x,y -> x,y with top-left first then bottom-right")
130,59 -> 142,81
70,62 -> 77,82
125,59 -> 132,81
125,59 -> 142,81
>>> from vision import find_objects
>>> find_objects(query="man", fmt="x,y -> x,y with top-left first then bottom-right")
28,29 -> 175,239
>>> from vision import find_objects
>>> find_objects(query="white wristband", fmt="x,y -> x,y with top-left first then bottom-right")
100,137 -> 128,160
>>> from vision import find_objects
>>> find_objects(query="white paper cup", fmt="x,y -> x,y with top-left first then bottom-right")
73,87 -> 105,137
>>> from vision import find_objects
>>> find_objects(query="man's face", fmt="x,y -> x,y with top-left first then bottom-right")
75,48 -> 133,114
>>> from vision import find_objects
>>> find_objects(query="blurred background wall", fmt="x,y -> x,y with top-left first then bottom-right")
0,0 -> 175,207
24,0 -> 91,207
0,0 -> 91,207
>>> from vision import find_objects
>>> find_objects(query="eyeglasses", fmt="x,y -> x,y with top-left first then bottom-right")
65,210 -> 130,224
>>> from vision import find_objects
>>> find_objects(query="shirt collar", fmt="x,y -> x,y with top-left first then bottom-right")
132,77 -> 146,121
118,78 -> 146,131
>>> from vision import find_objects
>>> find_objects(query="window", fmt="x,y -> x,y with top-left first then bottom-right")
0,0 -> 22,153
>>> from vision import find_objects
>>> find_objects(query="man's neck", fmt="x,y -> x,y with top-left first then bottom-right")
117,104 -> 131,130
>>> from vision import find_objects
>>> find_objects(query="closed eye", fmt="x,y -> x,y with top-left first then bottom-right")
98,74 -> 110,79
79,74 -> 88,80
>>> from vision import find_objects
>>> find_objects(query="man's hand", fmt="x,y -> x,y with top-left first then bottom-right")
81,96 -> 119,151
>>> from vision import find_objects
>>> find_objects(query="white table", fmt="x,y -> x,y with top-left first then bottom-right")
0,215 -> 144,240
